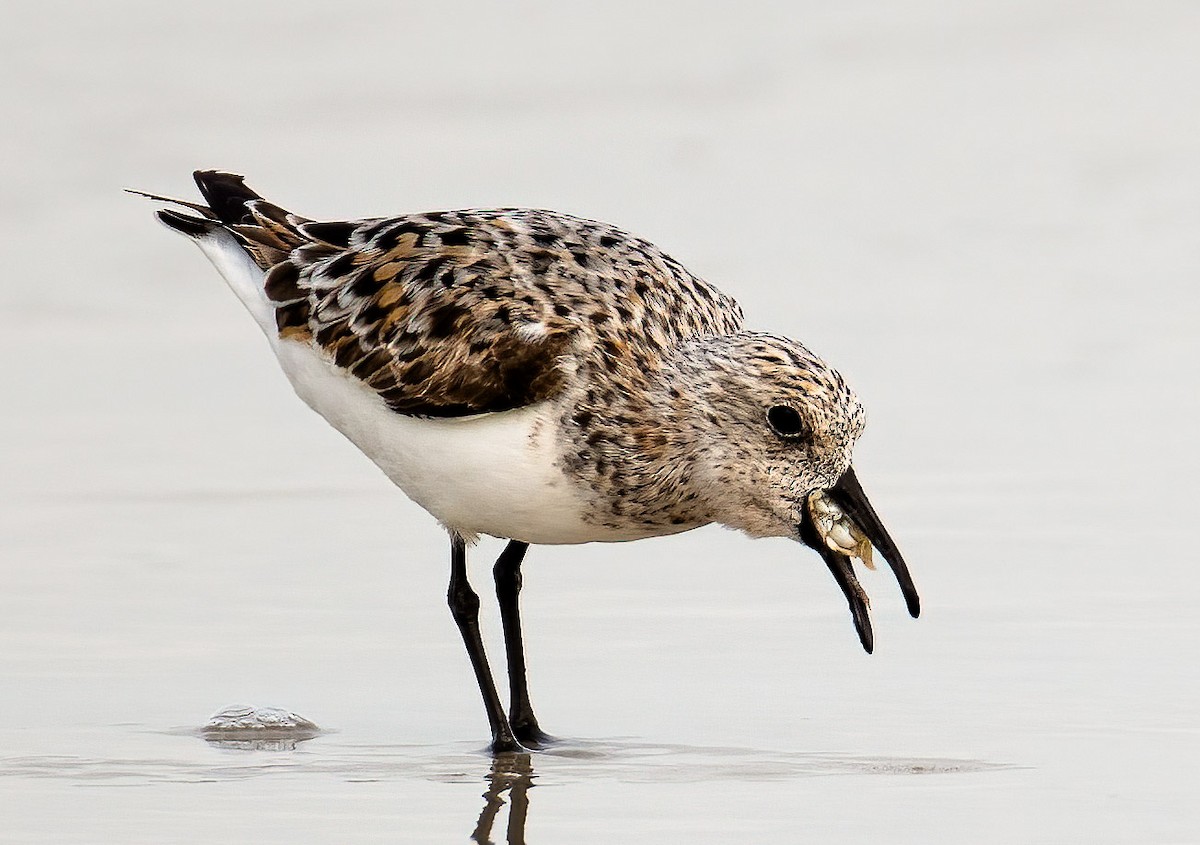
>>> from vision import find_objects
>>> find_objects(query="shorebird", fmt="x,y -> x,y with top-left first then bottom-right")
136,171 -> 920,753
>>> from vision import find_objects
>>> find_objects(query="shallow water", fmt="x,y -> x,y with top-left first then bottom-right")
3,1 -> 1199,842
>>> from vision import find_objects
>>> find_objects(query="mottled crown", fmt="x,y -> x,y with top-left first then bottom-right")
691,332 -> 863,442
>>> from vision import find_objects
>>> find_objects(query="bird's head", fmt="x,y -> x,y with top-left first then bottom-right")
674,332 -> 920,651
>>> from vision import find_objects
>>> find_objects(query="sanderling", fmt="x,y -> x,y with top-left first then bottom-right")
136,171 -> 920,753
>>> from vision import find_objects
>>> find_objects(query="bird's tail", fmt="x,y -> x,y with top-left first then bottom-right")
129,170 -> 314,270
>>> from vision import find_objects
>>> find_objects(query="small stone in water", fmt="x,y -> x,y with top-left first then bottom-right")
202,704 -> 319,737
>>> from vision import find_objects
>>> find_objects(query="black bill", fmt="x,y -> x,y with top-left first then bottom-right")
799,465 -> 920,654
827,466 -> 920,619
800,513 -> 874,654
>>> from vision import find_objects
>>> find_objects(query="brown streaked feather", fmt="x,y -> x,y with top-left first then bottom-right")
173,172 -> 744,418
295,209 -> 738,417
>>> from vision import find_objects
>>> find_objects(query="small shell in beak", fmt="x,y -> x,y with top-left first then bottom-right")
806,490 -> 875,570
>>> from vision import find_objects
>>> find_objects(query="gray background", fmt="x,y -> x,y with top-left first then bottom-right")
2,1 -> 1197,842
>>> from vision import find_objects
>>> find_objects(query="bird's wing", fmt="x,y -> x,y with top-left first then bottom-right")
164,171 -> 743,418
263,211 -> 588,417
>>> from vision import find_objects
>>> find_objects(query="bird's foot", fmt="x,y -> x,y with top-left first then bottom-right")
488,727 -> 530,756
511,720 -> 557,750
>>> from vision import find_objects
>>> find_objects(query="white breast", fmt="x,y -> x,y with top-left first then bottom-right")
276,339 -> 638,545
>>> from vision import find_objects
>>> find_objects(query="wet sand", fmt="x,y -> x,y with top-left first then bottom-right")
2,1 -> 1198,841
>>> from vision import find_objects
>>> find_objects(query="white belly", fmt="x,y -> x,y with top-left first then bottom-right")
274,339 -> 636,544
191,229 -> 672,545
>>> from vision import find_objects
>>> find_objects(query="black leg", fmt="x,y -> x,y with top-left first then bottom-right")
447,534 -> 523,754
494,540 -> 554,747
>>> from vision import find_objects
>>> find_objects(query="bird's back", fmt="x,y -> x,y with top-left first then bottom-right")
163,172 -> 743,419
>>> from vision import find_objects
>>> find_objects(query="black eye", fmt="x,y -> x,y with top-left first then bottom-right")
767,405 -> 808,438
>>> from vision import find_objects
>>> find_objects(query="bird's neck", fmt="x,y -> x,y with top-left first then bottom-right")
554,337 -> 735,536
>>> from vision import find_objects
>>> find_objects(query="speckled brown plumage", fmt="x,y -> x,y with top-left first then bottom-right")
143,171 -> 919,748
149,171 -> 869,540
214,181 -> 744,422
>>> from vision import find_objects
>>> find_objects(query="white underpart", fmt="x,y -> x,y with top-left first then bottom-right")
190,227 -> 641,545
195,228 -> 279,343
277,340 -> 614,544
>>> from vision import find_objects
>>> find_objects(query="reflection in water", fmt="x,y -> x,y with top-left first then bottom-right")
201,736 -> 315,752
472,754 -> 534,845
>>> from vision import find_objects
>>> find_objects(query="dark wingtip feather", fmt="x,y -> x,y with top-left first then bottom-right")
125,188 -> 216,217
299,221 -> 357,248
193,170 -> 262,226
156,208 -> 219,238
